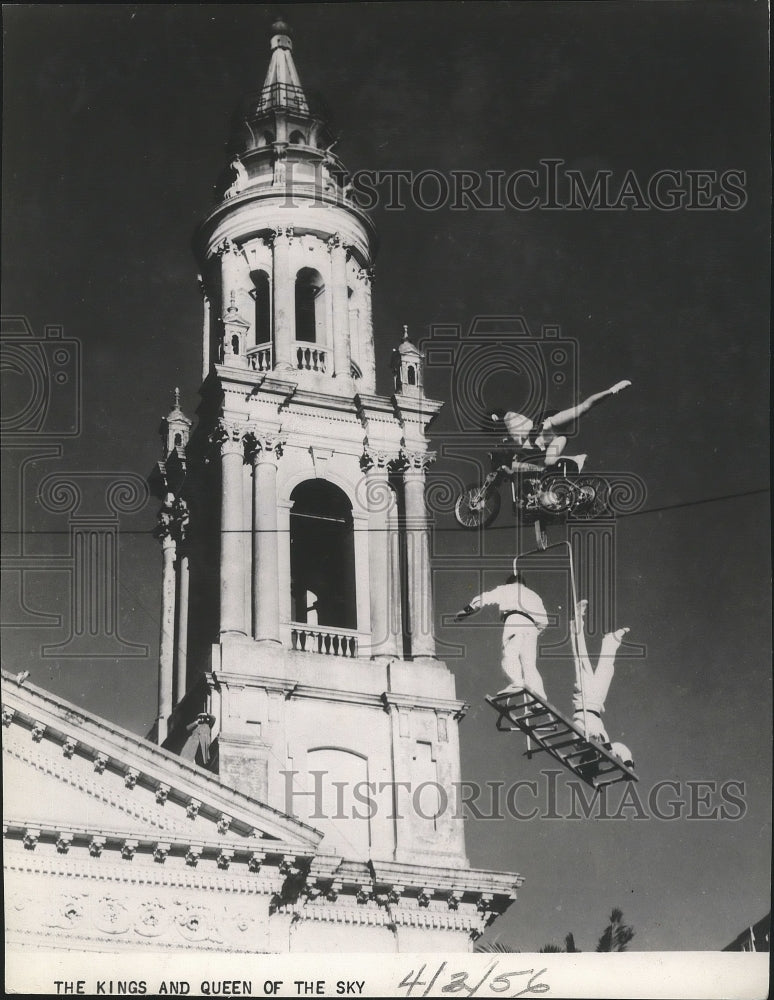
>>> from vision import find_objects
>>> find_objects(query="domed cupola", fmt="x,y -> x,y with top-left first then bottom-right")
195,18 -> 377,392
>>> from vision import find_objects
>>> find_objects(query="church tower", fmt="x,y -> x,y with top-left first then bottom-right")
153,19 -> 520,948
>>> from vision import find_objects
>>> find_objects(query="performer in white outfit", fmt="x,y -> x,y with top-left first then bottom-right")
571,598 -> 634,767
491,379 -> 632,473
454,573 -> 550,700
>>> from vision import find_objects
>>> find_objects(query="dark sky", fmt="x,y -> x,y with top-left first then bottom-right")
2,3 -> 770,951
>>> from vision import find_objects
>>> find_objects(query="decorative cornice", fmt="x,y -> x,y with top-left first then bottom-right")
381,692 -> 468,719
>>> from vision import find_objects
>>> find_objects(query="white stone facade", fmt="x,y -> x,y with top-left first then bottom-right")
3,18 -> 524,956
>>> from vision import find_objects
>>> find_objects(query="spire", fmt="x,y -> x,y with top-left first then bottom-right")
260,18 -> 309,114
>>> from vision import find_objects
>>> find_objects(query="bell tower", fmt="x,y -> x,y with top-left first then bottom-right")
155,25 -> 517,930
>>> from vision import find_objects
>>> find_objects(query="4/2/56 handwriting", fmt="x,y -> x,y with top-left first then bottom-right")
396,962 -> 549,998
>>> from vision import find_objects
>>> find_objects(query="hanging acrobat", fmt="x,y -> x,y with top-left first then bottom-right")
454,543 -> 637,789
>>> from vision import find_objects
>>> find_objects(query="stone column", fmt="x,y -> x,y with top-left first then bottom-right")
388,489 -> 403,657
362,450 -> 393,658
155,499 -> 177,742
198,275 -> 211,382
216,420 -> 247,636
248,430 -> 286,643
271,227 -> 294,371
402,450 -> 437,658
328,234 -> 351,378
175,549 -> 189,705
358,267 -> 376,392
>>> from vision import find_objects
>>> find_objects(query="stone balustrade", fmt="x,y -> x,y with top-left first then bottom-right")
287,622 -> 359,658
293,341 -> 328,373
247,342 -> 273,372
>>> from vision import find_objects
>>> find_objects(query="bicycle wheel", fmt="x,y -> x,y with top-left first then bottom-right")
454,482 -> 502,528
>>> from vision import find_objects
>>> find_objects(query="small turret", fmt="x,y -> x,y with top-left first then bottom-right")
391,325 -> 424,395
162,387 -> 192,459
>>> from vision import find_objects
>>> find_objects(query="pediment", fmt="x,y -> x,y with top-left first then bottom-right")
1,673 -> 322,851
3,735 -> 204,839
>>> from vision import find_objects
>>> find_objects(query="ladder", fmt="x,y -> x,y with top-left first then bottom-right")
486,686 -> 638,789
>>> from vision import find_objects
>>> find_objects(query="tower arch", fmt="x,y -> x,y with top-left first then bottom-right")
289,479 -> 356,631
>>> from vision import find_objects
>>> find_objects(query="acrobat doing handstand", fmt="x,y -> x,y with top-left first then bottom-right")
572,598 -> 634,769
490,379 -> 631,473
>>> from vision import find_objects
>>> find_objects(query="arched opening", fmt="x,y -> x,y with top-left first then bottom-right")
295,268 -> 326,345
407,365 -> 416,386
250,269 -> 271,345
290,480 -> 356,630
261,130 -> 275,146
289,129 -> 306,145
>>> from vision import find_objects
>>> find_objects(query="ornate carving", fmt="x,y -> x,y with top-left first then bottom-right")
94,895 -> 130,935
155,782 -> 170,805
216,814 -> 232,835
62,737 -> 78,759
417,888 -> 432,908
56,833 -> 73,854
360,446 -> 395,472
213,237 -> 240,259
153,843 -> 170,864
212,418 -> 247,456
121,839 -> 137,860
31,723 -> 46,743
327,232 -> 345,254
124,768 -> 139,790
400,448 -> 437,472
217,850 -> 234,870
155,496 -> 189,545
245,428 -> 286,462
476,893 -> 495,914
268,225 -> 294,246
2,707 -> 15,727
279,857 -> 301,879
376,886 -> 403,907
185,846 -> 201,867
89,836 -> 105,858
222,155 -> 248,200
23,828 -> 40,851
248,853 -> 263,874
447,891 -> 461,910
135,899 -> 167,938
357,266 -> 375,285
93,752 -> 108,774
186,798 -> 201,820
355,886 -> 372,905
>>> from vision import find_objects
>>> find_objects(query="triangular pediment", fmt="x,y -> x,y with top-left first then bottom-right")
1,673 -> 322,852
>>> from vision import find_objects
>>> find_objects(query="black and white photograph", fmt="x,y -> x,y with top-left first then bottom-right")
2,3 -> 770,996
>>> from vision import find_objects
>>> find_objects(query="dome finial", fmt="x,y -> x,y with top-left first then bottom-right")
402,324 -> 409,341
270,16 -> 293,50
